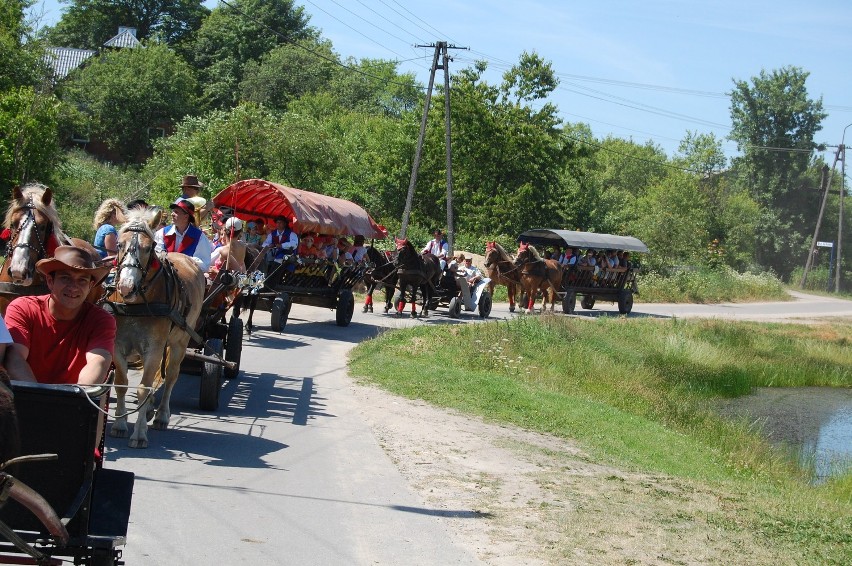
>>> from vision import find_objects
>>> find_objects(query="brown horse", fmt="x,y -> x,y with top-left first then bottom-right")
0,184 -> 101,314
393,238 -> 441,318
484,241 -> 521,312
514,242 -> 562,313
105,208 -> 206,448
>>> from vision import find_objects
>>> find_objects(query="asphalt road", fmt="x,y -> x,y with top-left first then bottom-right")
107,291 -> 852,565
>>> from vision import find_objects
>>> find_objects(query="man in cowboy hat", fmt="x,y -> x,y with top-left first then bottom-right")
154,198 -> 213,272
176,174 -> 210,226
4,246 -> 115,385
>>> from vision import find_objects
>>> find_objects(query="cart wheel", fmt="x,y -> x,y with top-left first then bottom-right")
336,289 -> 355,327
581,295 -> 596,310
271,292 -> 291,331
199,338 -> 223,411
224,317 -> 243,379
478,292 -> 493,318
618,290 -> 634,314
448,296 -> 461,318
562,291 -> 576,314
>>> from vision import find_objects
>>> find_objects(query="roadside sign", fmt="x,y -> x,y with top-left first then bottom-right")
816,241 -> 834,248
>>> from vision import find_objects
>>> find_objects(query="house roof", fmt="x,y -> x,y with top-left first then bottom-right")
103,28 -> 141,49
45,47 -> 96,79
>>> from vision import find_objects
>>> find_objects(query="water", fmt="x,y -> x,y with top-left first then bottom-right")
716,387 -> 852,482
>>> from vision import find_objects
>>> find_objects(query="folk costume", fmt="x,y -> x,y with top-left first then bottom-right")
155,216 -> 213,272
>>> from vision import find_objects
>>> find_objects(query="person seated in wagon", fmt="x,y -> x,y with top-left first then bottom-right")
296,232 -> 324,259
209,217 -> 247,277
422,228 -> 449,269
3,246 -> 115,386
263,216 -> 299,287
154,198 -> 213,272
349,235 -> 368,263
458,255 -> 490,311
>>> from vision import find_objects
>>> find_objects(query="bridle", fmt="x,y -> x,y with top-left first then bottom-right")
3,197 -> 52,274
115,224 -> 162,298
485,248 -> 521,280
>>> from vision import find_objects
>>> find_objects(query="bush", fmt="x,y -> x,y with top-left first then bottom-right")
640,266 -> 787,303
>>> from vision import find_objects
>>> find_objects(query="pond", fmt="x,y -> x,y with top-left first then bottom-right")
715,387 -> 852,482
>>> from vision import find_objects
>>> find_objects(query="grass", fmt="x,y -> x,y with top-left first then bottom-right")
349,316 -> 852,563
639,266 -> 789,303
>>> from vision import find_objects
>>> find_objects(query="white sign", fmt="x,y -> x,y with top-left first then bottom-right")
816,241 -> 834,248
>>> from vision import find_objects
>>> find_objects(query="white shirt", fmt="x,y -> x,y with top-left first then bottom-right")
422,238 -> 448,258
154,224 -> 213,272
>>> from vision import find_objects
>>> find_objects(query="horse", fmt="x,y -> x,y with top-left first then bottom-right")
0,183 -> 102,314
514,242 -> 563,313
105,208 -> 206,448
393,238 -> 441,318
484,241 -> 521,313
362,246 -> 397,313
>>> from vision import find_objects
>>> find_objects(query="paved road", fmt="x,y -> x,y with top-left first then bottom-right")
108,291 -> 852,565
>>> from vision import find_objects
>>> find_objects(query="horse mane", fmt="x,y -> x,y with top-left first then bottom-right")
119,209 -> 156,240
3,184 -> 65,240
526,244 -> 543,261
492,242 -> 513,262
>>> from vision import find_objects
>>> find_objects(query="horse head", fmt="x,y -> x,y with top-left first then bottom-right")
2,184 -> 63,286
115,208 -> 161,300
484,241 -> 510,267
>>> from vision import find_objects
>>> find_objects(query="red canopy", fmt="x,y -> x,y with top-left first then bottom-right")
212,179 -> 387,239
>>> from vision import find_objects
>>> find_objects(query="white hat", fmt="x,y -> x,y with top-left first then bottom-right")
224,217 -> 243,231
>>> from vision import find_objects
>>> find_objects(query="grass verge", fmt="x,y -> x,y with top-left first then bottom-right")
639,266 -> 789,303
349,316 -> 851,564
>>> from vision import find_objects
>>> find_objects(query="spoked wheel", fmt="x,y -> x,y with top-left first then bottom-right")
336,289 -> 355,327
581,295 -> 596,310
224,317 -> 243,379
448,296 -> 461,318
562,291 -> 576,314
199,338 -> 223,411
618,290 -> 634,314
270,292 -> 291,331
478,292 -> 493,318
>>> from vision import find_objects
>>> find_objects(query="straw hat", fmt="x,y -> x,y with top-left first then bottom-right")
36,246 -> 111,284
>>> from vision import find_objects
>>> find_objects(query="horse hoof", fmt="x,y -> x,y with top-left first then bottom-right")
128,438 -> 148,449
151,419 -> 169,431
368,305 -> 373,313
509,305 -> 515,313
246,323 -> 253,335
362,305 -> 369,313
410,312 -> 417,318
109,425 -> 128,438
384,307 -> 390,314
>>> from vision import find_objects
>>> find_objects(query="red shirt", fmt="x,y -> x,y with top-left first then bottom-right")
5,295 -> 116,384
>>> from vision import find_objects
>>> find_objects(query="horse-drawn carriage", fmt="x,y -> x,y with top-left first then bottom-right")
517,229 -> 648,315
1,381 -> 134,565
212,179 -> 387,332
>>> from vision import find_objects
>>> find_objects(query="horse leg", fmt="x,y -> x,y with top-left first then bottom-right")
109,354 -> 130,439
397,284 -> 406,316
384,285 -> 393,313
128,347 -> 163,449
507,282 -> 516,312
246,294 -> 258,334
363,285 -> 374,313
151,343 -> 184,432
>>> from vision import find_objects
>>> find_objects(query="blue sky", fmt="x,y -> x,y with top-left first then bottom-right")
30,1 -> 852,164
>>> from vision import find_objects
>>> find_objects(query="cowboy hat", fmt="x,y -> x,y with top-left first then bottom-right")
36,246 -> 111,284
169,199 -> 196,223
180,175 -> 204,189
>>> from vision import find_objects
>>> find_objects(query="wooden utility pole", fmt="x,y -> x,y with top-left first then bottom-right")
399,41 -> 467,250
837,142 -> 846,292
800,158 -> 837,288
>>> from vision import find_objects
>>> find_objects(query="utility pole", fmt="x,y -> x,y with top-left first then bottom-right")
399,41 -> 467,251
801,160 -> 837,288
837,141 -> 847,292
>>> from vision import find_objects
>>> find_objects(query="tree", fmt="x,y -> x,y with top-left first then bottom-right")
46,0 -> 209,49
1,0 -> 48,90
328,58 -> 421,117
240,38 -> 339,111
185,0 -> 313,110
0,86 -> 61,188
61,43 -> 198,162
728,66 -> 827,275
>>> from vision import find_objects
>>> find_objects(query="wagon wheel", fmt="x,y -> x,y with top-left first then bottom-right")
448,296 -> 461,318
478,292 -> 493,318
224,317 -> 243,379
199,338 -> 223,411
336,289 -> 355,327
270,292 -> 291,331
581,295 -> 596,310
617,290 -> 634,315
562,291 -> 576,314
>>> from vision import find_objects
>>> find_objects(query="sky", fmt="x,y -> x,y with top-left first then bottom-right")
29,0 -> 852,165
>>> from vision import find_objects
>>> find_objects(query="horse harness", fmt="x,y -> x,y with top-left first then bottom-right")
0,196 -> 62,284
103,225 -> 204,345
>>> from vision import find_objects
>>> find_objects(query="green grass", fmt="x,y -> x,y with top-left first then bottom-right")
639,266 -> 789,303
349,316 -> 852,563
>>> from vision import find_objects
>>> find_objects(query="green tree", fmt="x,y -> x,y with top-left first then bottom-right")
61,43 -> 198,162
185,0 -> 313,110
45,0 -> 209,49
328,58 -> 421,117
0,85 -> 60,188
1,0 -> 48,90
728,66 -> 827,275
240,37 -> 339,111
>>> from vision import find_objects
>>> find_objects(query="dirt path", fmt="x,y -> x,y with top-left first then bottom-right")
352,382 -> 798,565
